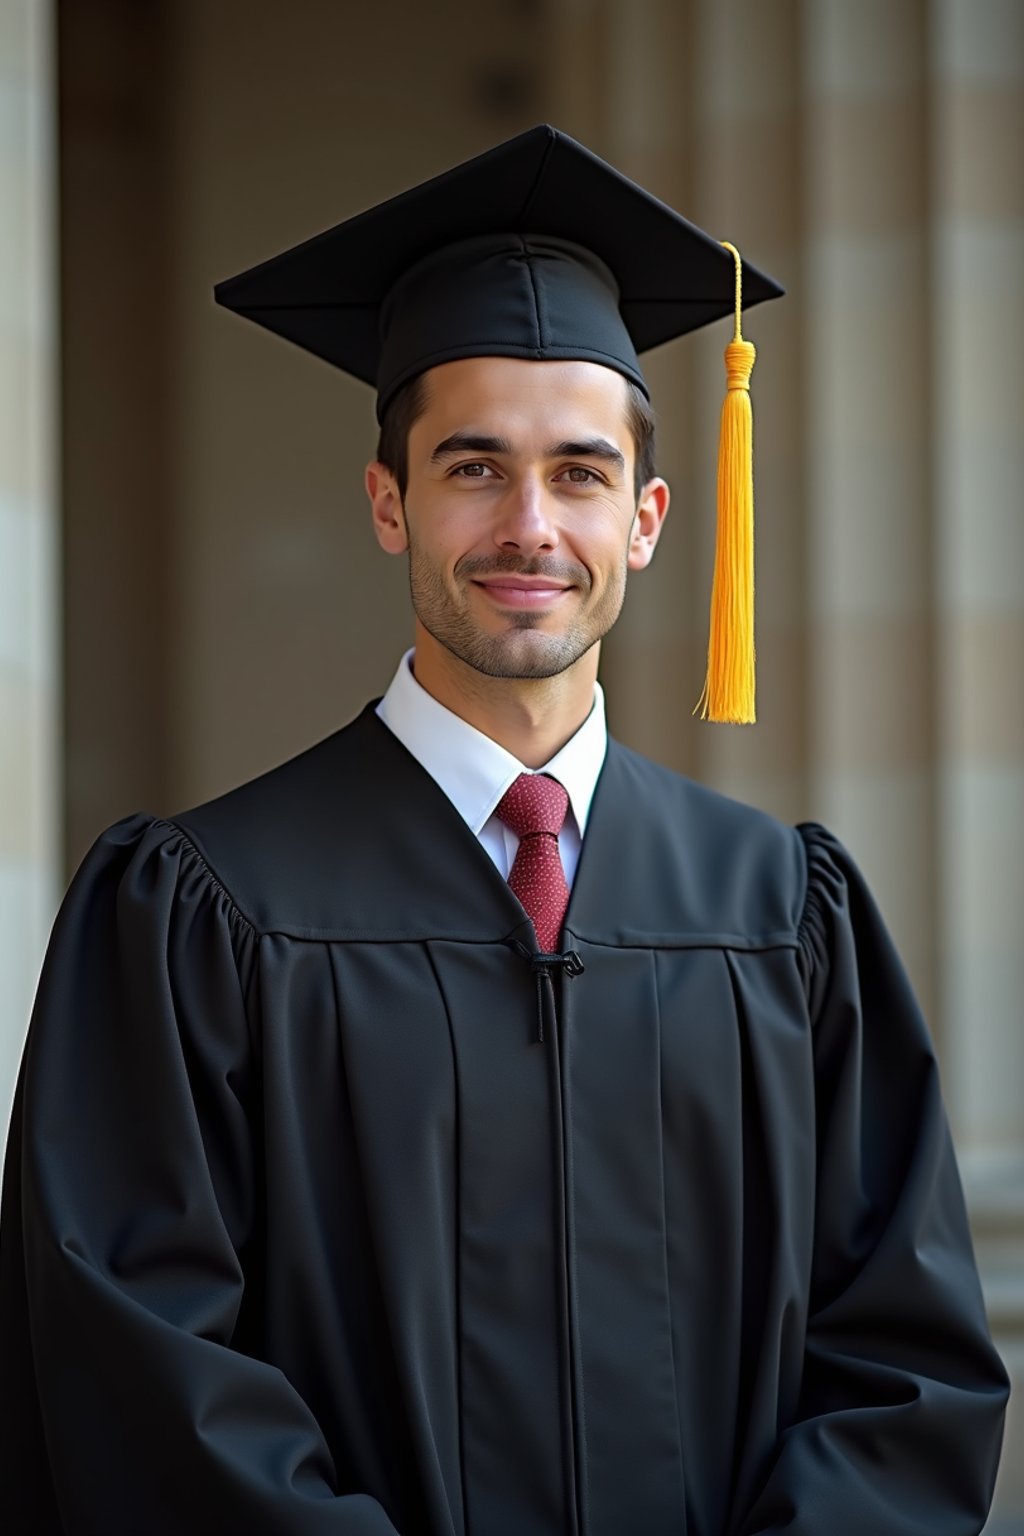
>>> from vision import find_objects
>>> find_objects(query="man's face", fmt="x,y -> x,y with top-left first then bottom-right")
370,356 -> 667,681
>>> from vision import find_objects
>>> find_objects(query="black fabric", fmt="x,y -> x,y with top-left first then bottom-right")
374,233 -> 647,422
212,124 -> 784,418
0,704 -> 1008,1534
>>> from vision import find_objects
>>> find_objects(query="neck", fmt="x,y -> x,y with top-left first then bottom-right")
410,621 -> 599,769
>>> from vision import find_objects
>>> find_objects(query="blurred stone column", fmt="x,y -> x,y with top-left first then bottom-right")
930,2 -> 1024,1527
0,0 -> 60,1140
801,0 -> 940,1032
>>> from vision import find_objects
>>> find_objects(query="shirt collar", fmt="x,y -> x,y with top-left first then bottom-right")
376,647 -> 607,836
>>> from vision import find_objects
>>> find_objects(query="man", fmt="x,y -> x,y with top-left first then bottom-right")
0,125 -> 1009,1534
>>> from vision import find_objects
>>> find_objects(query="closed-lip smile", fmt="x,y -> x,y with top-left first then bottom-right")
474,577 -> 571,590
472,577 -> 574,607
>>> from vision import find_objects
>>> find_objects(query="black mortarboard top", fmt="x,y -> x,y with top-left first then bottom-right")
215,125 -> 785,724
214,123 -> 783,421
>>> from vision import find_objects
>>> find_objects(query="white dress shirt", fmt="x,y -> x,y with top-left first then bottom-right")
375,648 -> 607,889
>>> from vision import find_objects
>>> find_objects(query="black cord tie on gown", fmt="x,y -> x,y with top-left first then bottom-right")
507,939 -> 585,1042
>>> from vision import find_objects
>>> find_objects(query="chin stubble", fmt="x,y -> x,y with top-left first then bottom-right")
405,531 -> 629,681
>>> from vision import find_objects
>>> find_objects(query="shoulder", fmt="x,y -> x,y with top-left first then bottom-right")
42,809 -> 260,1008
611,738 -> 801,858
158,704 -> 392,933
581,739 -> 809,945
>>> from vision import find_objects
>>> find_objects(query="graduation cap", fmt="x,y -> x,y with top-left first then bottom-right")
215,124 -> 785,723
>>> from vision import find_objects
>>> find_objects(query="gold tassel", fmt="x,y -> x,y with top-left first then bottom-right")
694,241 -> 757,724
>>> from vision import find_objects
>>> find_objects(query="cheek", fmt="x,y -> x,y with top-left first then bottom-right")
408,495 -> 481,562
564,502 -> 636,563
425,480 -> 498,531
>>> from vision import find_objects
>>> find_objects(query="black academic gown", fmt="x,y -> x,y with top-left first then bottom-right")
0,703 -> 1008,1535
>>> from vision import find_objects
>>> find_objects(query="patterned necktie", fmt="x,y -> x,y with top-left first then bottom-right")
495,773 -> 570,953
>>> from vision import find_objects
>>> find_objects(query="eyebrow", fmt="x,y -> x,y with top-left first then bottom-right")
430,433 -> 513,462
430,432 -> 626,475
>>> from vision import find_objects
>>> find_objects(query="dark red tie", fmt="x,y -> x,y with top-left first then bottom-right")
495,773 -> 570,953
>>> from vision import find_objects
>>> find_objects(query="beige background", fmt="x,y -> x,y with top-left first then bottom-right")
3,0 -> 1023,1527
0,0 -> 59,1187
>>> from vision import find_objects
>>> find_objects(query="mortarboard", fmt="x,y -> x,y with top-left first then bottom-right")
215,125 -> 785,723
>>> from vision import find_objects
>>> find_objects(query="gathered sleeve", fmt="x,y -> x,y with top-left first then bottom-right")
736,822 -> 1009,1536
0,814 -> 401,1535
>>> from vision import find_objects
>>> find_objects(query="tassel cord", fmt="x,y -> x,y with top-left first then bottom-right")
694,241 -> 757,725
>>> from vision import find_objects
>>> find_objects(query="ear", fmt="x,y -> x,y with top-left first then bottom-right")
627,477 -> 670,571
366,461 -> 409,554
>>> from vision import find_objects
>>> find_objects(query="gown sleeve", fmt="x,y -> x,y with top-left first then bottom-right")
0,813 -> 402,1536
736,821 -> 1010,1536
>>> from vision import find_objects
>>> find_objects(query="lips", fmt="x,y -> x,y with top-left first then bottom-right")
472,578 -> 573,608
476,578 -> 571,592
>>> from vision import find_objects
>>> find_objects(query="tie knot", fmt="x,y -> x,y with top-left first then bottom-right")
495,773 -> 569,840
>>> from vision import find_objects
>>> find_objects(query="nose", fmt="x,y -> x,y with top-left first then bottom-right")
491,474 -> 560,556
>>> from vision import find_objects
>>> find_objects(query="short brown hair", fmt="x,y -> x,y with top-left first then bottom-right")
376,370 -> 656,503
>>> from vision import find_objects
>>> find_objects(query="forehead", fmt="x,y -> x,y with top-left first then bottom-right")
412,356 -> 634,443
